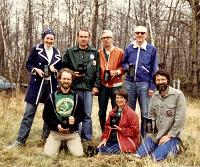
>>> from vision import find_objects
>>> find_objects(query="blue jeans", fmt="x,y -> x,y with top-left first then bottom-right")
98,84 -> 121,131
16,102 -> 49,144
125,80 -> 150,137
97,141 -> 120,154
76,90 -> 93,141
136,137 -> 180,161
16,81 -> 51,144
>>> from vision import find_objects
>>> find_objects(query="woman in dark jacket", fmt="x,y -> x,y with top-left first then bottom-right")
8,28 -> 62,148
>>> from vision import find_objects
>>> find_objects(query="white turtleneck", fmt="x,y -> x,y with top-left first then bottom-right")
44,45 -> 53,63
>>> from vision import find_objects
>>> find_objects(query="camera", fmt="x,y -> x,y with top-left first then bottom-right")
110,112 -> 121,128
62,118 -> 74,133
104,70 -> 111,81
128,64 -> 135,77
77,63 -> 86,75
43,65 -> 50,77
146,122 -> 152,133
146,119 -> 157,133
86,145 -> 97,157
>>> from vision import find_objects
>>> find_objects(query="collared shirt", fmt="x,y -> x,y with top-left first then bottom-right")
103,45 -> 114,55
149,86 -> 187,142
103,45 -> 114,66
132,40 -> 147,50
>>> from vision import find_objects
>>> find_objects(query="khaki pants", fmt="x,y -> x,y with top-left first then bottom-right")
44,131 -> 84,157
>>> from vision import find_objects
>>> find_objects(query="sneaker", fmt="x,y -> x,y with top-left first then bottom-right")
133,153 -> 142,158
6,141 -> 24,149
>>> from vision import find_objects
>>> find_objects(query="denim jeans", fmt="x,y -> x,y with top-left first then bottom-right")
97,141 -> 120,154
125,80 -> 150,137
76,90 -> 93,141
16,102 -> 49,144
98,84 -> 121,131
136,136 -> 180,161
16,80 -> 51,144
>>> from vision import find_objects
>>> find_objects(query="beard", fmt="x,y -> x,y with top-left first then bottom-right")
60,82 -> 71,90
156,83 -> 168,92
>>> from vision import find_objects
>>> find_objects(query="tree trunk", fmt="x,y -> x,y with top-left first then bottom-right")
91,0 -> 99,47
123,0 -> 130,49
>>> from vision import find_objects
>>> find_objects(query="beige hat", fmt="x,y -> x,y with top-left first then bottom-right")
101,30 -> 113,38
134,26 -> 147,33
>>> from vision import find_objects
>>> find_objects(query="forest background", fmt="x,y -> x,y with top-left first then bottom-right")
0,0 -> 200,166
0,0 -> 200,96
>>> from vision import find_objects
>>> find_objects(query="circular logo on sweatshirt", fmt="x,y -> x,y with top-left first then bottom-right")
56,98 -> 74,117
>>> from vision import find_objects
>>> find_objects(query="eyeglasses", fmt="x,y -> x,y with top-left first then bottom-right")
101,37 -> 112,40
135,32 -> 146,35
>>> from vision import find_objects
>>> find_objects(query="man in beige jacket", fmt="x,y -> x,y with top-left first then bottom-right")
135,69 -> 186,161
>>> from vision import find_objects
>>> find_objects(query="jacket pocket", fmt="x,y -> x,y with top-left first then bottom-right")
141,65 -> 149,73
164,104 -> 176,117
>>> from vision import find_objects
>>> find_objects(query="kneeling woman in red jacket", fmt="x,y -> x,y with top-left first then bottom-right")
97,88 -> 140,154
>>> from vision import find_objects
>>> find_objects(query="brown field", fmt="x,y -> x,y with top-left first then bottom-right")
0,92 -> 200,167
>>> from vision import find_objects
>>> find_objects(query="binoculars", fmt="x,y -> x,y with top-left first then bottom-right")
104,70 -> 111,81
77,63 -> 86,75
110,112 -> 121,128
128,64 -> 135,77
43,65 -> 50,77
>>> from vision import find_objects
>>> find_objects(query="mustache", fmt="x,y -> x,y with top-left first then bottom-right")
60,82 -> 70,87
156,83 -> 168,91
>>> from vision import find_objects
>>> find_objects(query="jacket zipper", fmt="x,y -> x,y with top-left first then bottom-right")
134,47 -> 140,81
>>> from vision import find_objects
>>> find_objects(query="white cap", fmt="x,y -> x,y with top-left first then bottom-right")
134,26 -> 147,33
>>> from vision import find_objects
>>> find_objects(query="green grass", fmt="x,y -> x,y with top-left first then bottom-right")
0,92 -> 200,167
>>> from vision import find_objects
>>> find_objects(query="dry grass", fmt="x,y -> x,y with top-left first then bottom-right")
0,92 -> 200,167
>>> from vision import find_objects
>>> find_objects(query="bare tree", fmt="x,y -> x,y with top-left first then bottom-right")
91,0 -> 99,47
186,0 -> 200,96
0,0 -> 199,95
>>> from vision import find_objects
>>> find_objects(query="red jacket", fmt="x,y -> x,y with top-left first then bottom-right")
98,46 -> 124,88
101,104 -> 140,153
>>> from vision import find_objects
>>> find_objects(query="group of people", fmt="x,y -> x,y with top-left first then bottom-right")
7,25 -> 187,162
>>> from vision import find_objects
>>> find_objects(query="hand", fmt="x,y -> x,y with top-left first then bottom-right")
148,90 -> 154,97
49,65 -> 57,73
114,125 -> 122,131
74,71 -> 85,77
110,70 -> 118,78
57,124 -> 69,133
108,126 -> 117,130
159,134 -> 171,145
68,116 -> 75,125
92,87 -> 99,96
97,139 -> 106,148
34,68 -> 44,78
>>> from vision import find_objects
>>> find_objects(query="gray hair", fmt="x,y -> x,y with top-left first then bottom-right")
100,30 -> 113,38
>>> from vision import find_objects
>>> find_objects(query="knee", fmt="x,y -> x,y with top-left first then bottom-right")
152,152 -> 165,161
70,149 -> 84,157
43,149 -> 58,157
